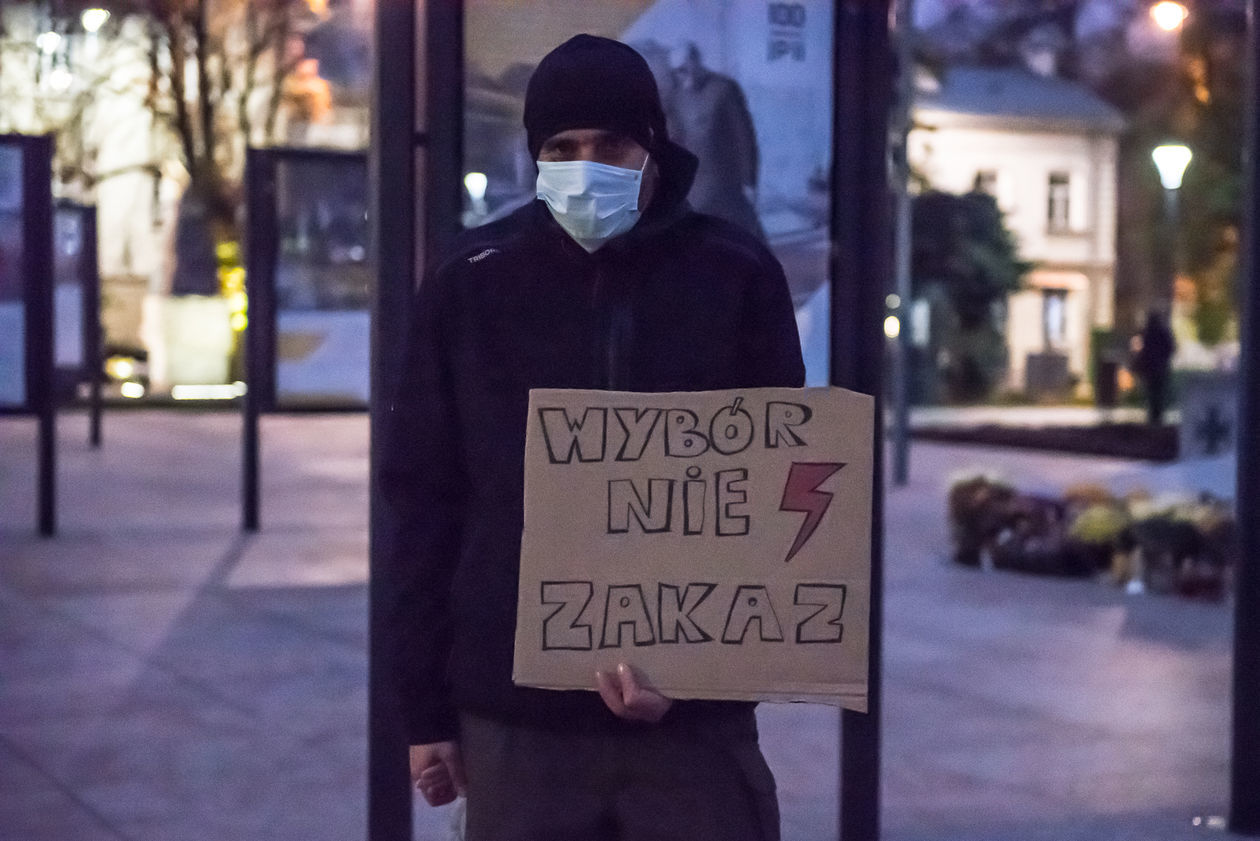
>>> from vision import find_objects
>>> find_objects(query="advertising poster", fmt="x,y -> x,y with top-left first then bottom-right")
53,207 -> 85,370
464,0 -> 834,384
273,155 -> 371,407
514,386 -> 873,710
0,144 -> 25,408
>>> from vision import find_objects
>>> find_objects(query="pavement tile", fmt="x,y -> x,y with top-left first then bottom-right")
0,411 -> 1247,841
886,811 -> 1235,841
224,528 -> 368,588
0,530 -> 240,595
0,737 -> 131,841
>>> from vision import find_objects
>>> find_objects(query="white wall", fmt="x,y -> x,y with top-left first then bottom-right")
909,121 -> 1118,268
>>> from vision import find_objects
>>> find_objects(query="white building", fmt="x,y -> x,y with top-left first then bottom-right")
909,66 -> 1126,396
0,1 -> 370,391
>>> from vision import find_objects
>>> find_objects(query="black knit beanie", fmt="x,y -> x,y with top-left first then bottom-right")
524,35 -> 668,161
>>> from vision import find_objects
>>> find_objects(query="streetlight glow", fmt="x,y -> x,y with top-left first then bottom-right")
1152,143 -> 1193,190
1150,1 -> 1189,32
883,315 -> 901,340
81,8 -> 111,33
463,172 -> 488,203
35,31 -> 61,54
48,67 -> 74,92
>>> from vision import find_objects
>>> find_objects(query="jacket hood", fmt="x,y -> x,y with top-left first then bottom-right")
646,138 -> 699,221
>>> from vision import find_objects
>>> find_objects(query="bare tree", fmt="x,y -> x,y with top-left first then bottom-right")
0,0 -> 326,260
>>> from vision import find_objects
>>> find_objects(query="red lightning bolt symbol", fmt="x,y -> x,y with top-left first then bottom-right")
778,462 -> 845,563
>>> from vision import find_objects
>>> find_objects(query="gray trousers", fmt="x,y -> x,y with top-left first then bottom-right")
459,712 -> 780,841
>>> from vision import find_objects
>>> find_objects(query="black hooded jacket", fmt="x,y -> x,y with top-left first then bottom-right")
381,147 -> 805,745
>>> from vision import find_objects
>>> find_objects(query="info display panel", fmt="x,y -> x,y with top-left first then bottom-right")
246,149 -> 370,411
0,142 -> 26,408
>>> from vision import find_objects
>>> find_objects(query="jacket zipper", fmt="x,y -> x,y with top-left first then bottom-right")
590,260 -> 629,391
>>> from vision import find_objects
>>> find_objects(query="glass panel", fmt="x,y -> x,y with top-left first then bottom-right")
292,0 -> 373,149
53,206 -> 85,370
464,0 -> 834,385
273,154 -> 371,407
0,144 -> 26,407
460,6 -> 838,838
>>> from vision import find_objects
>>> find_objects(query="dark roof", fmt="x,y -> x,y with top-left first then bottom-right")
916,66 -> 1126,133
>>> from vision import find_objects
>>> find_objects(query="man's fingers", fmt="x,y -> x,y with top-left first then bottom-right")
417,756 -> 461,806
617,663 -> 650,713
410,742 -> 465,806
616,663 -> 672,722
596,664 -> 672,723
420,781 -> 456,808
616,662 -> 641,697
445,745 -> 468,796
596,669 -> 630,717
418,765 -> 450,787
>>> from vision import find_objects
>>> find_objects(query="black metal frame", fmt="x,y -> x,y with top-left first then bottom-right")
368,0 -> 442,837
365,3 -> 888,838
241,146 -> 370,532
1231,1 -> 1260,834
831,3 -> 891,837
0,134 -> 56,536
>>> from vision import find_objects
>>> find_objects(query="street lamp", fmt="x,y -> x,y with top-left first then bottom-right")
35,31 -> 61,54
80,8 -> 110,33
1152,143 -> 1193,190
1150,1 -> 1190,32
463,171 -> 488,222
1151,142 -> 1193,310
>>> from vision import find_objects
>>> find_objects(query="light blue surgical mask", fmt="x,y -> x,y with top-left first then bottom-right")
536,155 -> 649,252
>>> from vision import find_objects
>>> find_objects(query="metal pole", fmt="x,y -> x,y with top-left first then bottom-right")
370,0 -> 421,837
84,205 -> 103,448
1230,1 -> 1260,832
241,148 -> 276,533
891,0 -> 914,487
832,2 -> 891,838
25,136 -> 56,537
1164,186 -> 1180,311
423,2 -> 465,263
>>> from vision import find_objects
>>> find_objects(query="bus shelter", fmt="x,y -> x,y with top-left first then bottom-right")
366,2 -> 891,839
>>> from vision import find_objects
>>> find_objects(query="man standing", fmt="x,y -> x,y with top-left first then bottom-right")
382,35 -> 803,841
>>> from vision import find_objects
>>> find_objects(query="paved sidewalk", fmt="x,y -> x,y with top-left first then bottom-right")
0,409 -> 1246,840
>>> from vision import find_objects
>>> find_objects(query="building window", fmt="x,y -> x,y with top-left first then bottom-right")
1043,289 -> 1068,349
973,170 -> 998,196
1047,172 -> 1071,232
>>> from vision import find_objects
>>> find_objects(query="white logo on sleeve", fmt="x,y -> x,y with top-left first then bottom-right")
467,248 -> 500,264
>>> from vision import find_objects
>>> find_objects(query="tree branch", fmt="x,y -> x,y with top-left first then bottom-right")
238,0 -> 259,144
262,2 -> 292,143
158,3 -> 198,178
193,0 -> 215,168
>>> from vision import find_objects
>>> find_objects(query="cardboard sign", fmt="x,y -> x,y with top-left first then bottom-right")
513,387 -> 873,711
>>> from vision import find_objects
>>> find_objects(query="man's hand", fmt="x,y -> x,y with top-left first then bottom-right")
596,663 -> 673,723
410,741 -> 466,807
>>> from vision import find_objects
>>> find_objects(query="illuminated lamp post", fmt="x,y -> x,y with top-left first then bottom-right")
1151,143 -> 1193,312
1149,0 -> 1190,32
80,8 -> 110,33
